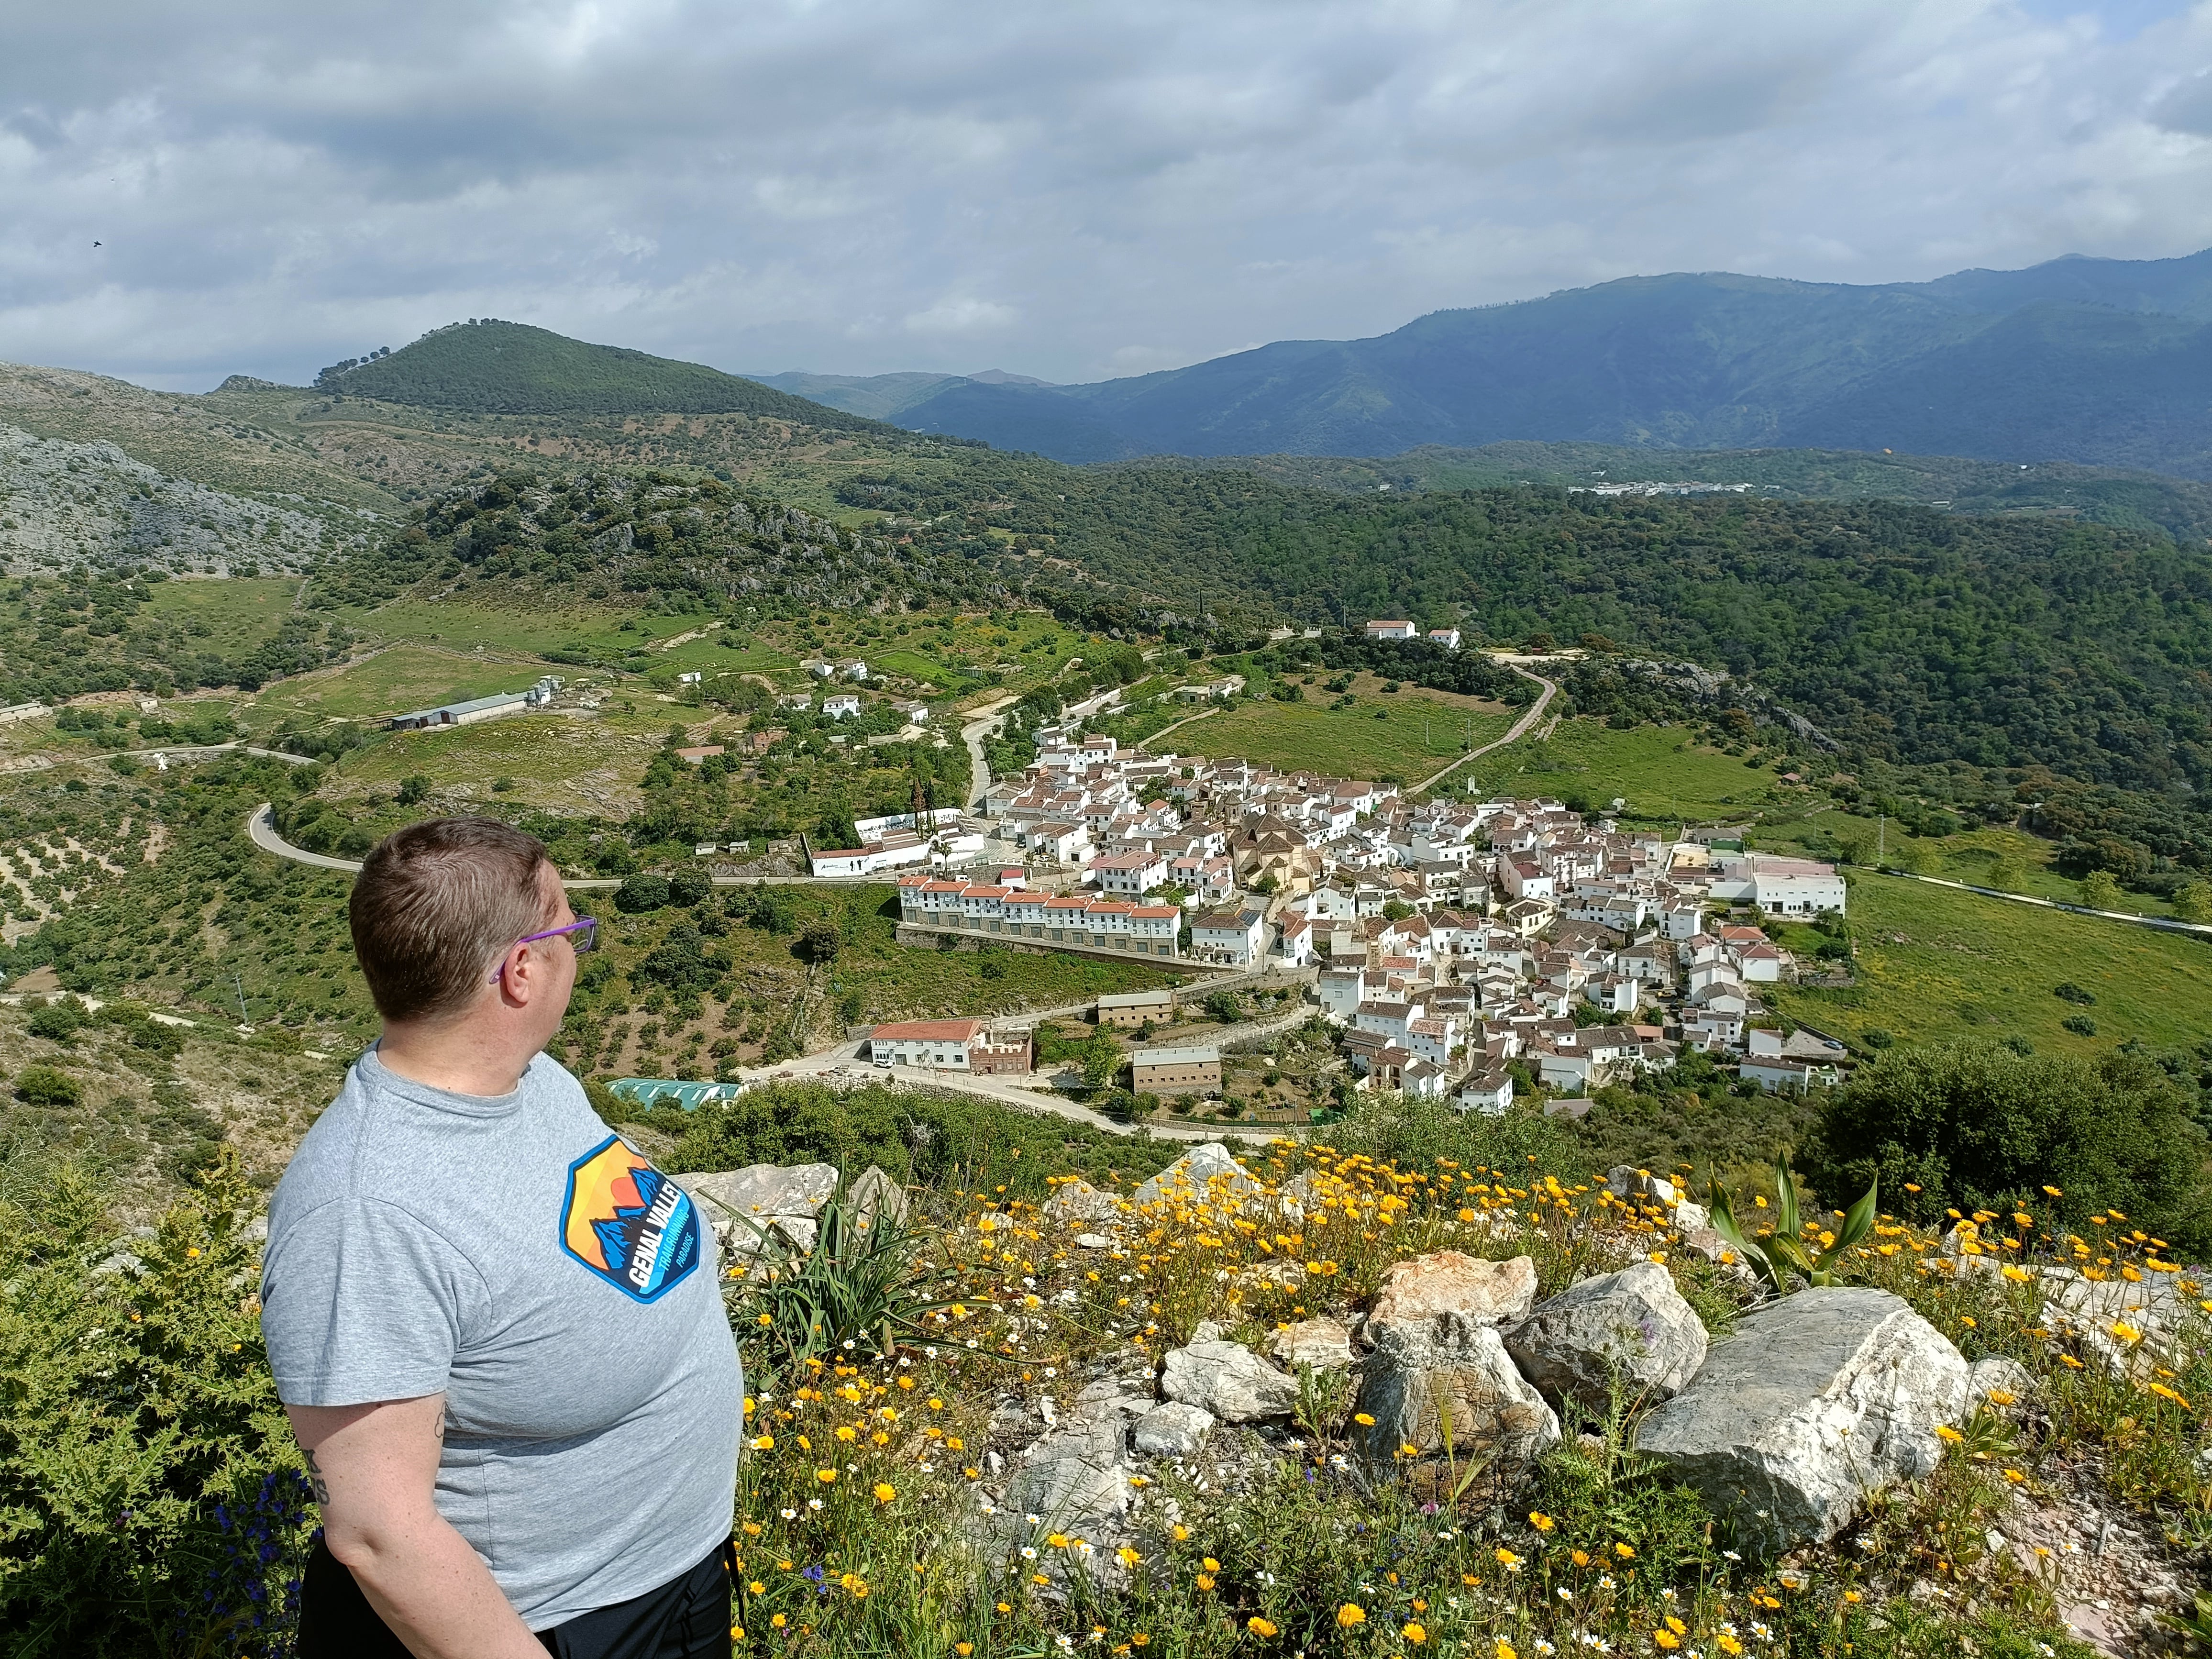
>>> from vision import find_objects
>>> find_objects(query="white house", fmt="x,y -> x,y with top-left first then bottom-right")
1457,1071 -> 1515,1116
1364,619 -> 1417,640
1090,850 -> 1169,896
820,693 -> 862,719
1426,628 -> 1462,651
1191,906 -> 1267,966
1708,854 -> 1847,916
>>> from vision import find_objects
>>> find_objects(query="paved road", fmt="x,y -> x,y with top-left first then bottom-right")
1861,866 -> 2212,942
960,694 -> 1018,811
137,741 -> 321,767
731,1038 -> 1283,1144
1410,667 -> 1558,795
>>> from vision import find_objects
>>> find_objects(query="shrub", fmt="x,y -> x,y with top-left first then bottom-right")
0,1153 -> 311,1656
667,869 -> 711,908
2062,1013 -> 2099,1037
13,1064 -> 81,1106
1801,1040 -> 2212,1254
614,873 -> 670,913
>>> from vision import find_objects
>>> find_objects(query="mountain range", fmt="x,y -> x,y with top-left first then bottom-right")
751,250 -> 2212,475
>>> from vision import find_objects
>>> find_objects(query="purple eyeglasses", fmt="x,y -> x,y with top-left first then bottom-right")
490,917 -> 598,983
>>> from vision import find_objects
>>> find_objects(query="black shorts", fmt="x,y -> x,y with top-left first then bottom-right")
298,1534 -> 733,1659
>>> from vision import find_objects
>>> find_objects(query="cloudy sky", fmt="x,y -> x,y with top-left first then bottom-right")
4,0 -> 2212,390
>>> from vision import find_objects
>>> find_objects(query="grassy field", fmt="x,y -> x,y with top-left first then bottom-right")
345,596 -> 624,657
328,710 -> 671,819
146,575 -> 307,654
1454,719 -> 1803,819
251,644 -> 564,722
1171,690 -> 1515,781
1773,869 -> 2212,1054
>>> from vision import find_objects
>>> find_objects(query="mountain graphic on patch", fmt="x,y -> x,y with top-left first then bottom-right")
560,1136 -> 701,1303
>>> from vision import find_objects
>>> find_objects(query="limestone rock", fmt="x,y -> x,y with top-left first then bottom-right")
1505,1261 -> 1708,1408
1075,1233 -> 1113,1250
1633,1287 -> 1969,1553
1132,1141 -> 1260,1209
1133,1402 -> 1216,1456
2039,1268 -> 2188,1381
1268,1316 -> 1358,1372
1044,1178 -> 1121,1226
1365,1251 -> 1537,1346
675,1162 -> 839,1261
1161,1338 -> 1300,1423
846,1165 -> 909,1230
1967,1355 -> 2034,1413
1002,1416 -> 1135,1538
1608,1166 -> 1681,1206
1357,1316 -> 1559,1465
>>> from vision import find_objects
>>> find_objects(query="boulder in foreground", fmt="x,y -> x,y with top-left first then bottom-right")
1505,1261 -> 1708,1409
1632,1287 -> 1968,1554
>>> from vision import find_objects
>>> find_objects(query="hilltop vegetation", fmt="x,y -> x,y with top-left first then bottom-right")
314,319 -> 887,430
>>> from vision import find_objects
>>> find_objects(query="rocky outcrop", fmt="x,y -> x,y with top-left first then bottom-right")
1364,1251 -> 1537,1345
1268,1316 -> 1358,1372
1633,1287 -> 1969,1553
1002,1414 -> 1136,1540
1161,1338 -> 1301,1423
674,1162 -> 839,1258
1967,1355 -> 2034,1412
1132,1142 -> 1261,1209
846,1165 -> 909,1229
1044,1178 -> 1121,1226
1358,1316 -> 1560,1465
1505,1261 -> 1708,1408
1133,1402 -> 1216,1457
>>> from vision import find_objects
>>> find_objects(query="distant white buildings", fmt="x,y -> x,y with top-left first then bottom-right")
1364,619 -> 1417,641
389,676 -> 561,732
1426,628 -> 1461,651
1706,853 -> 1847,917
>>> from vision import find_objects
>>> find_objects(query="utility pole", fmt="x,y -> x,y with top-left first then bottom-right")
1877,815 -> 1886,865
232,974 -> 250,1026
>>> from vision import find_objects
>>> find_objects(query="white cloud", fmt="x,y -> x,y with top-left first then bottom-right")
902,298 -> 1018,335
0,0 -> 2206,387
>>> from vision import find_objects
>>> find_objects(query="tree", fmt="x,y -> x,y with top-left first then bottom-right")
2079,870 -> 2125,910
800,918 -> 841,965
1985,857 -> 2023,892
1800,1040 -> 2212,1256
667,870 -> 711,908
614,873 -> 670,914
2174,881 -> 2212,924
397,774 -> 430,806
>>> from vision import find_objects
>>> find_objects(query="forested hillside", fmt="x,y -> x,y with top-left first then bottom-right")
319,466 -> 1018,619
312,320 -> 886,430
876,251 -> 2212,473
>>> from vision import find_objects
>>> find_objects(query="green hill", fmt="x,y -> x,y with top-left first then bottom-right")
315,321 -> 889,431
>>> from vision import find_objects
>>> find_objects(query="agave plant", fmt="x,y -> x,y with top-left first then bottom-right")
730,1192 -> 961,1368
1707,1155 -> 1879,1295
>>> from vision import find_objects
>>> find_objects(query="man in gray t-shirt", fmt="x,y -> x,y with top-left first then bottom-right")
261,818 -> 740,1658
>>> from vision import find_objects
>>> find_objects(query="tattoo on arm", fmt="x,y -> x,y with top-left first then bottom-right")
435,1405 -> 447,1445
305,1448 -> 330,1506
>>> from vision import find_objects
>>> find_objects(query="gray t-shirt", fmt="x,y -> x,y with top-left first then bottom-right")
261,1047 -> 741,1629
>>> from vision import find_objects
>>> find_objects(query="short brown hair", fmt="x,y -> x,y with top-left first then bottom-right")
349,817 -> 554,1024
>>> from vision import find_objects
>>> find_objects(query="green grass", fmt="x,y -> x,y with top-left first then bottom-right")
1171,692 -> 1514,782
348,596 -> 625,656
328,711 -> 665,818
868,648 -> 983,693
1454,719 -> 1799,819
145,576 -> 306,654
252,644 -> 559,721
1773,869 -> 2212,1054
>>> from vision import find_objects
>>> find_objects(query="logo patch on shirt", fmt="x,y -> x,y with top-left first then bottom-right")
560,1136 -> 702,1303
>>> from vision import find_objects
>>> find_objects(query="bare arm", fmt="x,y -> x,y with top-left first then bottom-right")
288,1396 -> 545,1659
